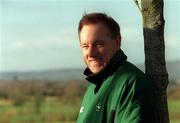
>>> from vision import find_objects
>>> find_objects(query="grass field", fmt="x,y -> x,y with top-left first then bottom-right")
0,97 -> 179,123
168,99 -> 180,123
0,97 -> 80,123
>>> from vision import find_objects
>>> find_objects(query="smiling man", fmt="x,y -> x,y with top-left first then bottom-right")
80,22 -> 120,73
76,13 -> 157,123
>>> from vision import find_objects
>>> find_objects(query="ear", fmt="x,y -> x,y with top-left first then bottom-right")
115,35 -> 121,49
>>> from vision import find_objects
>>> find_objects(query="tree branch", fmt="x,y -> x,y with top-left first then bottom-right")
133,0 -> 142,12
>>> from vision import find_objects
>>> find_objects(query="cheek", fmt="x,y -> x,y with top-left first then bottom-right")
82,51 -> 88,60
82,53 -> 88,65
103,47 -> 116,59
98,47 -> 106,54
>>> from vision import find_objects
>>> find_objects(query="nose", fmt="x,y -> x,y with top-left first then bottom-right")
88,45 -> 97,58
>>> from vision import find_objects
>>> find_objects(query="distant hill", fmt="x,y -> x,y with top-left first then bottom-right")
0,61 -> 179,82
136,61 -> 180,81
0,68 -> 85,81
166,61 -> 180,81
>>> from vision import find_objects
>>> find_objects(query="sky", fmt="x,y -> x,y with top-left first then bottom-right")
0,0 -> 180,72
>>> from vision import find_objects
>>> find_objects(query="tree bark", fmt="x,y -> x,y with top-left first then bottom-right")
141,0 -> 169,123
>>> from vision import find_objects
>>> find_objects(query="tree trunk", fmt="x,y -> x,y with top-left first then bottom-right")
141,0 -> 169,123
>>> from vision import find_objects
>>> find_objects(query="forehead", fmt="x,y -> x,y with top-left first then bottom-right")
80,23 -> 111,43
81,22 -> 109,33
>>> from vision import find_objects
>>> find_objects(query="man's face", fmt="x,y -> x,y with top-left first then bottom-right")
79,23 -> 120,73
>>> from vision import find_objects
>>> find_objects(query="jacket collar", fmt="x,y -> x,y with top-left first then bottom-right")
84,49 -> 127,87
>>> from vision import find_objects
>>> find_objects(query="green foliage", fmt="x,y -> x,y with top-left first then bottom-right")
0,97 -> 179,123
0,80 -> 179,123
0,98 -> 81,123
168,99 -> 180,123
0,80 -> 85,123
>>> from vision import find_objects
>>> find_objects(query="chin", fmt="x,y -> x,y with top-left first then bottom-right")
91,69 -> 100,74
88,62 -> 106,73
90,66 -> 104,74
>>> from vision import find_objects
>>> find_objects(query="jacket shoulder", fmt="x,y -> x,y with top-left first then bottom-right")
112,61 -> 154,92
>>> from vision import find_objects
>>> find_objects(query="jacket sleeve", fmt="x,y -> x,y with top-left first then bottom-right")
114,76 -> 156,123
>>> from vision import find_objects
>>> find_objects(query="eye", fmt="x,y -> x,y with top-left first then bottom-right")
95,43 -> 104,48
81,44 -> 89,50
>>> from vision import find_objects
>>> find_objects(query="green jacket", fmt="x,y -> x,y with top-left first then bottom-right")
76,49 -> 156,123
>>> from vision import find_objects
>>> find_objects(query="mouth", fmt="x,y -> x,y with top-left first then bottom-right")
89,59 -> 104,66
89,59 -> 100,63
87,59 -> 106,73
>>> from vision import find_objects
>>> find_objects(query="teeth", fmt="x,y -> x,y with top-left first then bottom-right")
90,60 -> 98,63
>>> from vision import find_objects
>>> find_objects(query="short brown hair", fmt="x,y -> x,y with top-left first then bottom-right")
78,13 -> 121,39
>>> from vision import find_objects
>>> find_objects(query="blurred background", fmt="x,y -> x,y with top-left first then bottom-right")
0,0 -> 180,123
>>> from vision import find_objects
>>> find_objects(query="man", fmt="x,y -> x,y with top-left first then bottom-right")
76,13 -> 156,123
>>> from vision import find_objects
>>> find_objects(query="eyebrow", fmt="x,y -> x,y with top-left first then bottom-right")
80,40 -> 105,46
94,40 -> 105,43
